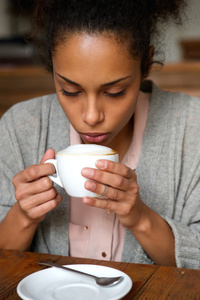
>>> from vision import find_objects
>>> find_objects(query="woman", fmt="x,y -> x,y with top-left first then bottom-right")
1,0 -> 200,269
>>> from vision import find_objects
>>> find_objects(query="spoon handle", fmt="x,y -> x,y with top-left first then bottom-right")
38,261 -> 97,280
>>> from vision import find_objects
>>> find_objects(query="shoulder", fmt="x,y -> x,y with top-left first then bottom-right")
150,84 -> 200,120
2,93 -> 57,118
0,93 -> 69,167
150,85 -> 200,155
0,93 -> 64,150
0,93 -> 59,129
145,84 -> 200,153
152,83 -> 199,105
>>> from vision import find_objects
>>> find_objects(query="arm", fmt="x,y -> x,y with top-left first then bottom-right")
0,149 -> 62,251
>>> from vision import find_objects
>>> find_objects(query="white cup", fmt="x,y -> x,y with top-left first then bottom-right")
45,144 -> 118,198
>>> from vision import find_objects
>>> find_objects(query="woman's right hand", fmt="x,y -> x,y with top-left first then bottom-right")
12,148 -> 62,226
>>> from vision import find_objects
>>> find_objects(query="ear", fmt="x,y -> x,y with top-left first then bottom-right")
148,46 -> 155,67
142,46 -> 155,79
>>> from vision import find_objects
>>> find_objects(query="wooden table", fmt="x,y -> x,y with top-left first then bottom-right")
1,250 -> 200,299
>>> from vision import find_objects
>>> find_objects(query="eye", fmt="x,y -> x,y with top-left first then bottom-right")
105,89 -> 126,98
60,88 -> 80,97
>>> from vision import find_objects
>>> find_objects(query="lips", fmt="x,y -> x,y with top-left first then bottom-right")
80,133 -> 109,143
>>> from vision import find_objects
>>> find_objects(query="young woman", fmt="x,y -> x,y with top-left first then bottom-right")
1,0 -> 200,269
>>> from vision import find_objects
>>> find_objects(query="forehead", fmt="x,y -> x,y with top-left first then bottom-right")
53,32 -> 133,60
52,32 -> 141,77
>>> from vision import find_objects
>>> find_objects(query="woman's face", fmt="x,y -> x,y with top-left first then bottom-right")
52,33 -> 142,155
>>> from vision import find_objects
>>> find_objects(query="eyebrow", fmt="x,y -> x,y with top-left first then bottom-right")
56,73 -> 81,87
56,73 -> 131,87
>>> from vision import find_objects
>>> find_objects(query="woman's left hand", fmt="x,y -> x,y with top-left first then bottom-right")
82,159 -> 176,267
81,159 -> 143,229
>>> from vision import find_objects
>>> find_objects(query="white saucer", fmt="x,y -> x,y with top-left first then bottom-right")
17,264 -> 132,300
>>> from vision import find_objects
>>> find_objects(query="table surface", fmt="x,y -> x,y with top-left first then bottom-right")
1,249 -> 200,300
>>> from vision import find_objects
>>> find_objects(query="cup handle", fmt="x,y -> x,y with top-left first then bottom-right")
44,159 -> 63,188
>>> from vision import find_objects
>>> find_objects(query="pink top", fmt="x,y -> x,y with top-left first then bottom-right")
69,91 -> 150,261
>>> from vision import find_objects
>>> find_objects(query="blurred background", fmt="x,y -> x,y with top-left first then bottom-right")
0,0 -> 34,65
0,0 -> 200,116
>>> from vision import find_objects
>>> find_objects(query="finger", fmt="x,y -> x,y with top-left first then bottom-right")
14,175 -> 56,205
15,177 -> 54,202
85,180 -> 127,201
13,163 -> 56,186
19,187 -> 60,211
95,160 -> 135,179
83,195 -> 137,219
22,193 -> 63,221
40,148 -> 55,164
83,196 -> 117,212
82,167 -> 131,192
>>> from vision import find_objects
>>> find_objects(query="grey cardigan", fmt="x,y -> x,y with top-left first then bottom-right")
1,84 -> 200,269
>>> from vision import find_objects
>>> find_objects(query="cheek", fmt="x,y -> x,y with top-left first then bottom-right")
116,96 -> 137,119
108,102 -> 135,131
56,94 -> 80,121
118,98 -> 137,125
62,103 -> 81,121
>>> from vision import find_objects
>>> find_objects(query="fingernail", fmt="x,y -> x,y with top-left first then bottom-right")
96,160 -> 107,169
83,197 -> 93,205
81,168 -> 94,178
85,181 -> 96,191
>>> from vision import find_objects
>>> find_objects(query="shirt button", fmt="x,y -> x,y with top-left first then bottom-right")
102,252 -> 107,258
84,226 -> 88,230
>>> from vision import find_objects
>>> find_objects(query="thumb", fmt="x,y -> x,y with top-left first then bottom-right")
40,148 -> 55,164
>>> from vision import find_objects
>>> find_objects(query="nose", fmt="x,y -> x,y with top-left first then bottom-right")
82,96 -> 104,126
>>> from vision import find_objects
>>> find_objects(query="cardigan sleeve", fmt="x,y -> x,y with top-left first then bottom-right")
0,96 -> 50,222
162,94 -> 200,269
122,87 -> 200,269
0,108 -> 25,223
164,215 -> 200,269
0,95 -> 71,256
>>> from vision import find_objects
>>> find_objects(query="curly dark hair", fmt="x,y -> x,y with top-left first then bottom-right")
32,0 -> 187,76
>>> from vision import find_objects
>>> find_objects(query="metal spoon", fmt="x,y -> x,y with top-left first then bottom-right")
38,261 -> 124,287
